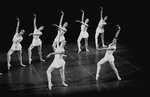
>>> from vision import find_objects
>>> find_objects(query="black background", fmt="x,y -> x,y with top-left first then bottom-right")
0,1 -> 149,52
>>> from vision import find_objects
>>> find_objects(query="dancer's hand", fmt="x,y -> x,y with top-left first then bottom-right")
33,13 -> 36,16
100,6 -> 103,10
61,10 -> 64,15
16,17 -> 19,21
117,25 -> 121,29
46,54 -> 51,58
81,9 -> 84,13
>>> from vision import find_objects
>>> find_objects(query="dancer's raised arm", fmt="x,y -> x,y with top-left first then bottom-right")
115,25 -> 121,38
59,10 -> 64,27
81,10 -> 84,23
100,7 -> 103,20
33,13 -> 37,30
15,17 -> 20,34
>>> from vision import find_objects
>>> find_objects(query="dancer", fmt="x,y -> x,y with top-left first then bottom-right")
76,10 -> 89,53
52,11 -> 68,51
7,17 -> 26,70
95,7 -> 108,49
28,13 -> 45,64
96,25 -> 121,81
46,34 -> 68,91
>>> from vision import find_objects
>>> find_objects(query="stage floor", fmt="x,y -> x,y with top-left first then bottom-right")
0,42 -> 149,97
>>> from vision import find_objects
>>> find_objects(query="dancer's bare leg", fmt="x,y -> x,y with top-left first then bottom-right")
77,37 -> 82,53
7,49 -> 14,70
28,45 -> 34,64
101,33 -> 107,47
95,32 -> 99,49
85,38 -> 89,52
18,49 -> 26,67
96,58 -> 107,80
46,66 -> 55,91
109,61 -> 121,80
38,45 -> 45,61
60,65 -> 68,86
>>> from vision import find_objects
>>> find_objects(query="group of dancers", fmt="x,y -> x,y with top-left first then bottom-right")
1,7 -> 121,91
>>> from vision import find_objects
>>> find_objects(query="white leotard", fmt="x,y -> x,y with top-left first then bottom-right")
103,43 -> 116,61
50,47 -> 65,68
31,29 -> 42,46
10,33 -> 23,50
79,24 -> 89,38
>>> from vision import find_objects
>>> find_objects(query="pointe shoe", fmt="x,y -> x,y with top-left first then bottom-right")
86,49 -> 89,52
20,63 -> 26,67
0,73 -> 2,75
48,83 -> 53,91
96,74 -> 99,81
78,50 -> 81,54
40,59 -> 45,62
96,47 -> 100,50
62,83 -> 68,87
102,45 -> 107,48
7,64 -> 11,70
29,58 -> 32,64
118,76 -> 121,80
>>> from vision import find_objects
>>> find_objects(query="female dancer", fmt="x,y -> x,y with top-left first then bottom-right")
28,13 -> 45,64
96,25 -> 121,81
52,11 -> 68,51
46,34 -> 68,91
7,17 -> 26,70
76,10 -> 89,53
95,7 -> 108,49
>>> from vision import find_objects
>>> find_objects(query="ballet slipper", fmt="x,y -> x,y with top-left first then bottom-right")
40,59 -> 45,62
7,63 -> 11,70
118,76 -> 121,80
48,83 -> 53,91
62,83 -> 68,87
96,47 -> 100,50
96,74 -> 99,81
86,49 -> 89,52
78,50 -> 81,54
102,45 -> 107,48
20,63 -> 26,67
29,58 -> 32,64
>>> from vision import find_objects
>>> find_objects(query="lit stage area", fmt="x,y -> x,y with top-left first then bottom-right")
0,41 -> 149,97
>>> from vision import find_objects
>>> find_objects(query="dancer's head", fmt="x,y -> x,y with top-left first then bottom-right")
85,19 -> 89,24
104,16 -> 108,21
60,41 -> 66,48
19,30 -> 25,35
63,22 -> 68,28
38,26 -> 44,31
112,38 -> 117,45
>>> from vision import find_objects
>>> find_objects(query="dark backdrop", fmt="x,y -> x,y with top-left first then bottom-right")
0,1 -> 149,52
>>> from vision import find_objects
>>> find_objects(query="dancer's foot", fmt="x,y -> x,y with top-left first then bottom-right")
40,58 -> 45,62
102,45 -> 107,48
20,63 -> 26,67
7,63 -> 11,70
86,49 -> 89,52
0,73 -> 2,75
29,58 -> 32,64
96,47 -> 100,50
48,83 -> 53,91
78,50 -> 81,54
96,74 -> 99,81
62,82 -> 68,87
117,76 -> 121,80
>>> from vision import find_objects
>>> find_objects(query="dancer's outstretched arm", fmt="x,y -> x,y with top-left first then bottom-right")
33,13 -> 37,30
15,17 -> 20,34
81,9 -> 84,23
59,10 -> 64,27
115,25 -> 121,38
100,7 -> 103,20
